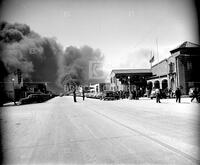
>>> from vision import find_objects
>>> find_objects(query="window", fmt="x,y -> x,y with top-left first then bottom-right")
187,61 -> 192,70
169,62 -> 175,73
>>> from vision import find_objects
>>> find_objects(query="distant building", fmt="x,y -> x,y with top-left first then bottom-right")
147,41 -> 200,95
110,69 -> 152,94
22,82 -> 47,95
89,83 -> 110,93
4,69 -> 23,101
146,59 -> 168,91
4,69 -> 49,102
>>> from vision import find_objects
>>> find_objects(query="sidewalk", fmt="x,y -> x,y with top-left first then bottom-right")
127,97 -> 199,104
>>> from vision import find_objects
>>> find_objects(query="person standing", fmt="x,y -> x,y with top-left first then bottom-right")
73,87 -> 77,102
175,87 -> 181,103
82,89 -> 85,101
168,88 -> 172,98
155,88 -> 161,103
191,87 -> 199,102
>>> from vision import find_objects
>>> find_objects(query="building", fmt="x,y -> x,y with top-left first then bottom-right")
146,59 -> 168,91
147,41 -> 200,95
3,69 -> 49,102
89,83 -> 110,93
110,69 -> 152,94
4,69 -> 23,101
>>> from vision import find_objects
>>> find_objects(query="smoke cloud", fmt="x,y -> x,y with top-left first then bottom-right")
0,22 -> 62,85
58,45 -> 105,86
0,22 -> 105,93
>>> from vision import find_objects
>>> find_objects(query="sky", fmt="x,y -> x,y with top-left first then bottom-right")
0,0 -> 198,72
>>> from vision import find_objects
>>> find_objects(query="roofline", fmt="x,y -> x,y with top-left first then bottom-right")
151,58 -> 168,68
170,47 -> 200,54
111,69 -> 152,74
170,41 -> 200,53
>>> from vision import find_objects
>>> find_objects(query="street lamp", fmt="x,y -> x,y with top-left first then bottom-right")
12,78 -> 16,105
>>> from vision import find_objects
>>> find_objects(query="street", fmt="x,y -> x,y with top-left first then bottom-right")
1,97 -> 200,165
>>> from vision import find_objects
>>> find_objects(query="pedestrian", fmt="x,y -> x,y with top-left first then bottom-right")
82,89 -> 85,101
136,89 -> 139,100
73,87 -> 77,102
132,90 -> 136,99
135,89 -> 138,100
155,88 -> 161,103
175,87 -> 181,103
119,90 -> 122,99
122,91 -> 125,99
191,87 -> 199,102
168,88 -> 172,98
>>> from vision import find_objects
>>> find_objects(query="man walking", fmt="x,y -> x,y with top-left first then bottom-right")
191,87 -> 199,102
175,87 -> 181,103
155,88 -> 161,103
73,87 -> 77,102
82,89 -> 85,101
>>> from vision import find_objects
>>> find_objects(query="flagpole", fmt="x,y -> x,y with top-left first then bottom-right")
150,50 -> 152,69
149,50 -> 154,69
156,38 -> 159,63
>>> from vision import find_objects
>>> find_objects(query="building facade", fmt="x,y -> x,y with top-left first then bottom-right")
146,59 -> 169,91
147,41 -> 200,95
110,69 -> 152,94
89,83 -> 110,93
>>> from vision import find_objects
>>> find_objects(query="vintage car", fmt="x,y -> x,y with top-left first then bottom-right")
150,89 -> 168,99
101,91 -> 117,101
18,94 -> 51,105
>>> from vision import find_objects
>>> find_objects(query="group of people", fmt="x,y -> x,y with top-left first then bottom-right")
191,87 -> 200,103
72,85 -> 200,103
72,87 -> 85,103
155,87 -> 182,103
155,87 -> 200,103
116,89 -> 143,100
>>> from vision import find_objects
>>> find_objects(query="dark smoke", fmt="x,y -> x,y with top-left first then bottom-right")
0,22 -> 64,93
0,22 -> 106,93
58,45 -> 105,86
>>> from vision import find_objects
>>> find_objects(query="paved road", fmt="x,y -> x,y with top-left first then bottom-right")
1,97 -> 200,164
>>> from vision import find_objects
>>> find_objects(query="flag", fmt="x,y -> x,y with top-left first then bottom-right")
149,52 -> 154,63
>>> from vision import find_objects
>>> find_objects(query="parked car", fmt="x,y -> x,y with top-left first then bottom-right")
18,94 -> 51,105
150,89 -> 168,99
60,93 -> 64,97
85,93 -> 94,98
93,93 -> 102,99
101,91 -> 117,101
